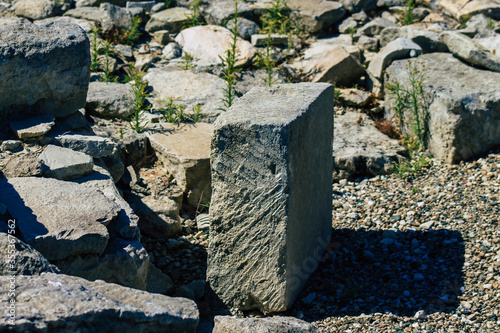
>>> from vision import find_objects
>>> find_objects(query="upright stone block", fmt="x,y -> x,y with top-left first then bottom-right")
208,83 -> 334,313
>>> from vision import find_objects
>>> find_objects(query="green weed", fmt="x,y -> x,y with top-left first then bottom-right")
261,0 -> 291,34
401,0 -> 416,26
180,52 -> 194,70
123,16 -> 142,46
390,152 -> 431,179
184,0 -> 203,28
90,26 -> 102,72
255,31 -> 277,86
128,70 -> 150,133
100,41 -> 118,82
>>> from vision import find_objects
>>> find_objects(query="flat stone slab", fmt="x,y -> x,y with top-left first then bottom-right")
0,273 -> 199,332
52,132 -> 117,158
213,316 -> 319,333
0,177 -> 120,260
208,83 -> 334,313
385,53 -> 500,163
147,123 -> 212,207
9,115 -> 55,140
39,144 -> 94,180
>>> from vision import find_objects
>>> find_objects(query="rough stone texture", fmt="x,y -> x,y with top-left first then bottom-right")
358,17 -> 397,36
385,53 -> 500,163
63,6 -> 103,23
2,154 -> 43,178
146,263 -> 175,295
333,112 -> 405,180
379,26 -> 448,52
293,44 -> 366,86
9,115 -> 55,140
131,194 -> 182,238
35,16 -> 94,33
145,69 -> 227,122
0,273 -> 199,332
357,35 -> 379,52
476,35 -> 500,55
0,140 -> 22,152
208,83 -> 334,313
0,17 -> 30,28
147,123 -> 212,207
287,0 -> 346,34
441,31 -> 500,72
0,21 -> 90,118
100,2 -> 132,33
175,25 -> 255,66
213,316 -> 319,333
338,88 -> 372,107
0,233 -> 59,276
367,38 -> 422,79
86,82 -> 135,119
0,177 -> 120,261
39,145 -> 94,181
52,132 -> 117,158
13,0 -> 55,20
251,34 -> 289,47
438,0 -> 500,20
226,17 -> 260,40
145,7 -> 191,33
203,0 -> 253,25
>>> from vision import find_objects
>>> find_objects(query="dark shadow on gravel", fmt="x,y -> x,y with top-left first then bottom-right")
290,228 -> 465,320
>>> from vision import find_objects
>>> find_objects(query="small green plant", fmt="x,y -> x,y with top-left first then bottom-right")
261,0 -> 291,34
348,26 -> 357,40
390,152 -> 431,178
487,17 -> 496,30
184,0 -> 203,28
128,70 -> 150,133
386,59 -> 428,149
123,16 -> 142,46
119,127 -> 124,139
219,0 -> 240,111
190,103 -> 203,122
180,52 -> 194,70
458,14 -> 472,29
334,87 -> 341,105
159,98 -> 204,124
90,26 -> 102,72
256,31 -> 277,86
100,41 -> 118,82
401,0 -> 416,26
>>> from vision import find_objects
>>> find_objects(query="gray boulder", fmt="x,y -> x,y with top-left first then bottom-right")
145,7 -> 191,33
63,6 -> 103,24
1,154 -> 43,178
203,0 -> 253,25
441,31 -> 500,72
213,316 -> 319,333
208,83 -> 334,313
100,2 -> 133,34
288,0 -> 346,34
131,194 -> 182,238
0,21 -> 90,118
385,53 -> 500,163
358,17 -> 397,36
379,26 -> 448,52
226,17 -> 260,40
333,112 -> 405,180
0,177 -> 120,261
0,233 -> 59,276
52,132 -> 117,158
39,145 -> 94,181
0,273 -> 199,332
367,38 -> 422,79
86,82 -> 135,119
13,0 -> 55,20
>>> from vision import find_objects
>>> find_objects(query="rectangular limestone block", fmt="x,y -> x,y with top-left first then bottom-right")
208,83 -> 334,313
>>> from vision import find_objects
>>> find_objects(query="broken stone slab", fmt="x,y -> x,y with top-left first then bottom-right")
0,17 -> 30,28
385,53 -> 500,163
145,6 -> 191,33
145,68 -> 227,122
0,177 -> 120,261
367,38 -> 422,80
333,112 -> 405,181
338,88 -> 373,107
100,2 -> 132,33
130,194 -> 182,239
0,21 -> 90,118
287,0 -> 346,34
13,0 -> 56,20
440,31 -> 500,72
35,16 -> 94,33
39,144 -> 94,181
293,43 -> 366,86
0,233 -> 59,276
1,154 -> 43,178
226,17 -> 260,40
213,316 -> 319,333
86,82 -> 135,119
9,115 -> 55,140
379,26 -> 448,52
208,83 -> 334,313
175,25 -> 255,66
52,132 -> 117,158
63,6 -> 103,24
147,123 -> 212,207
358,17 -> 397,36
0,140 -> 22,152
251,34 -> 289,47
54,237 -> 149,290
0,273 -> 199,332
203,0 -> 253,25
438,0 -> 500,20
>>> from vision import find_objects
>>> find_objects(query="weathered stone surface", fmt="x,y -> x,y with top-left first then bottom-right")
152,30 -> 171,45
2,154 -> 42,178
9,115 -> 55,140
175,25 -> 255,66
358,17 -> 396,36
13,0 -> 55,20
338,88 -> 372,107
208,83 -> 334,313
145,7 -> 191,33
148,123 -> 212,207
0,17 -> 30,28
100,2 -> 132,33
86,82 -> 135,119
146,263 -> 175,295
0,233 -> 59,276
293,44 -> 366,86
367,38 -> 422,79
476,35 -> 500,55
63,6 -> 103,23
333,112 -> 405,180
54,237 -> 149,290
35,16 -> 94,33
441,31 -> 500,72
0,177 -> 120,261
226,17 -> 260,40
0,21 -> 90,118
287,0 -> 346,34
39,144 -> 94,181
357,35 -> 379,52
251,34 -> 289,47
438,0 -> 500,20
379,26 -> 447,52
0,273 -> 199,332
203,0 -> 253,25
145,68 -> 227,122
385,53 -> 500,163
131,194 -> 182,238
0,140 -> 22,152
52,132 -> 117,158
213,316 -> 319,333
